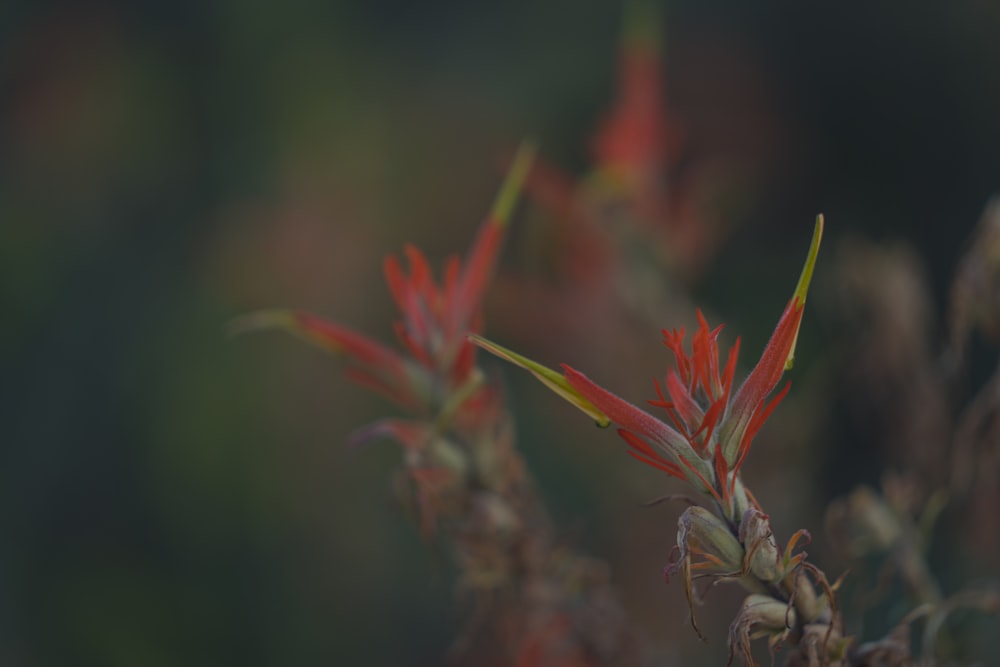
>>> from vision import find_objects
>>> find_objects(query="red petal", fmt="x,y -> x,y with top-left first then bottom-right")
392,320 -> 432,368
692,310 -> 724,399
562,365 -> 689,456
732,381 -> 792,478
666,369 -> 703,434
713,446 -> 730,506
344,367 -> 420,411
404,244 -> 434,300
719,299 -> 803,462
619,429 -> 686,480
295,312 -> 407,375
661,327 -> 691,385
649,378 -> 689,436
443,254 -> 461,301
384,252 -> 433,346
677,454 -> 722,504
694,396 -> 726,455
449,222 -> 504,336
592,46 -> 668,171
731,298 -> 803,422
449,339 -> 477,386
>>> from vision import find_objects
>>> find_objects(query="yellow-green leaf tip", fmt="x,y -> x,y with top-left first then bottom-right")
793,214 -> 824,306
490,140 -> 537,228
784,214 -> 824,371
468,333 -> 611,427
623,0 -> 662,53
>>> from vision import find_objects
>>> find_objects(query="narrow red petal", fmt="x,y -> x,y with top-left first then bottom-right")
393,321 -> 433,368
626,451 -> 686,479
562,365 -> 689,456
718,299 -> 802,462
677,454 -> 723,504
732,381 -> 792,478
404,244 -> 432,291
619,429 -> 686,480
648,377 -> 672,409
384,251 -> 436,348
344,367 -> 419,411
404,244 -> 440,315
450,339 -> 477,386
450,222 -> 504,335
592,45 -> 667,171
713,446 -> 730,506
666,369 -> 703,433
443,254 -> 461,301
398,285 -> 434,350
692,310 -> 720,397
295,312 -> 407,374
693,396 -> 726,455
649,378 -> 689,436
731,298 -> 803,421
661,327 -> 691,385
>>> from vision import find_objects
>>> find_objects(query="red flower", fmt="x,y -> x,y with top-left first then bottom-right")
472,216 -> 823,519
591,5 -> 680,183
233,143 -> 535,416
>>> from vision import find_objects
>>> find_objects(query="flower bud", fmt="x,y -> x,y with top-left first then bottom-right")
739,508 -> 782,583
677,506 -> 745,575
729,594 -> 794,665
670,506 -> 746,641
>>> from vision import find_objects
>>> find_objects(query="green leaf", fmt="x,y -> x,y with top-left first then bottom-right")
785,214 -> 824,371
468,334 -> 611,427
489,141 -> 536,228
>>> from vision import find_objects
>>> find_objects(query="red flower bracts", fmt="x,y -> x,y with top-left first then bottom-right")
472,215 -> 823,520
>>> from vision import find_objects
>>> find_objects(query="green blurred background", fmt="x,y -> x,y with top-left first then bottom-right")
3,1 -> 1000,665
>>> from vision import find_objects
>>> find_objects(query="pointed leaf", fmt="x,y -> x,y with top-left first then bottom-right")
230,309 -> 408,373
489,140 -> 537,228
562,365 -> 694,457
786,214 -> 824,370
468,334 -> 611,427
448,141 -> 536,337
717,217 -> 823,464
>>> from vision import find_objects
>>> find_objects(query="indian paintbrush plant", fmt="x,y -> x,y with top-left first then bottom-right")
472,215 -> 855,665
230,12 -> 1000,659
235,153 -> 1000,664
233,143 -> 638,667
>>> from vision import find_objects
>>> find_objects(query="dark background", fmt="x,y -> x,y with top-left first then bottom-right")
3,1 -> 1000,665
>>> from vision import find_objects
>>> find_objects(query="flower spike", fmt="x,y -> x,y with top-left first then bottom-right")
234,142 -> 536,415
475,216 -> 825,516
